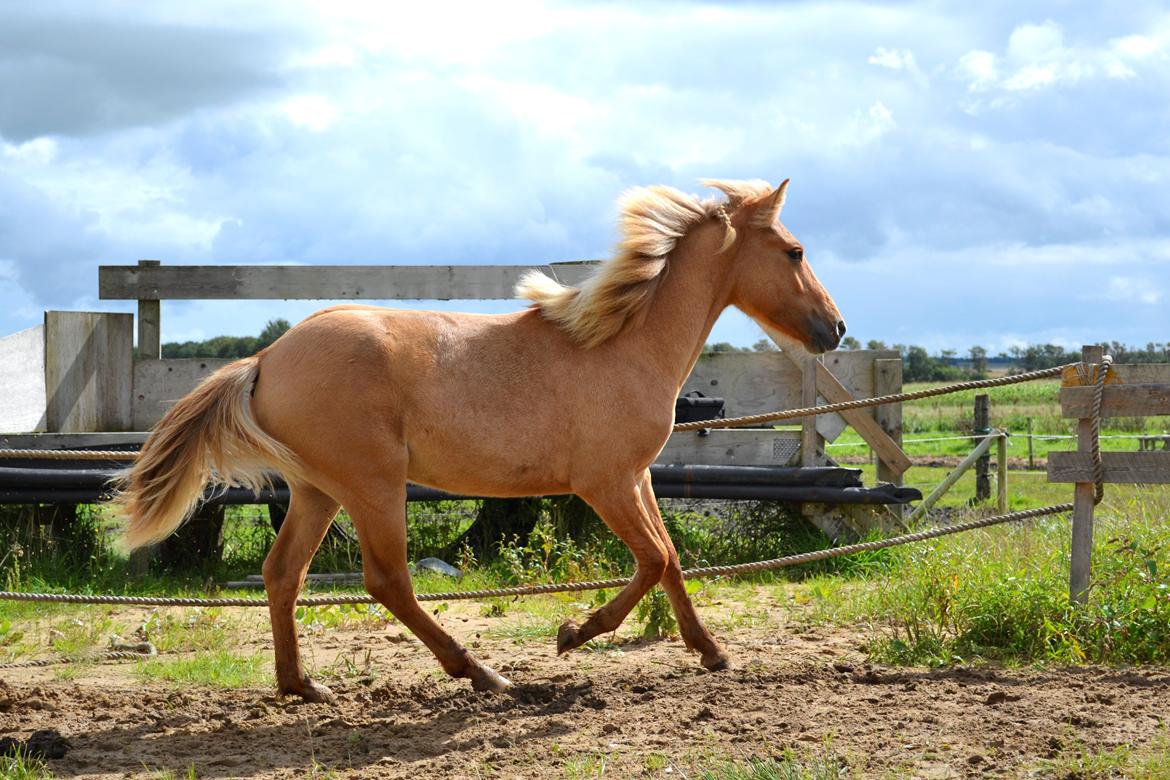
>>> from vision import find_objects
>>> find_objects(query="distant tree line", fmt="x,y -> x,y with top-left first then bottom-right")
703,339 -> 1170,382
161,319 -> 291,359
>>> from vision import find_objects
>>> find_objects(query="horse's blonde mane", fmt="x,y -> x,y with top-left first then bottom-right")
516,179 -> 774,349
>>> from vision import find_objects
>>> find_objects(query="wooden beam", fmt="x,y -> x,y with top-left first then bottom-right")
136,260 -> 162,359
1061,384 -> 1170,418
1070,345 -> 1103,605
907,432 -> 999,523
801,355 -> 821,466
1061,362 -> 1170,385
814,361 -> 912,475
99,262 -> 599,301
873,358 -> 904,485
1047,451 -> 1170,484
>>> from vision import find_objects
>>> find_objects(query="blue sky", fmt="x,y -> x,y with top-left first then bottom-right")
1,1 -> 1167,353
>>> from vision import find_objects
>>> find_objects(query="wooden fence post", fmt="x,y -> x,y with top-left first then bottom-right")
800,354 -> 822,467
136,260 -> 161,360
1069,344 -> 1104,604
974,394 -> 991,503
996,432 -> 1008,514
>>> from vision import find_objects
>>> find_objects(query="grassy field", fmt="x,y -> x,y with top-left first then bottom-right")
828,378 -> 1167,462
2,377 -> 1168,669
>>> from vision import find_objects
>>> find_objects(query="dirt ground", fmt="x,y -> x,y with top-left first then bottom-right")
2,596 -> 1168,779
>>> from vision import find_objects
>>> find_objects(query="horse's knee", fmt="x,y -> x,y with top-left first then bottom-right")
364,567 -> 413,612
637,546 -> 669,583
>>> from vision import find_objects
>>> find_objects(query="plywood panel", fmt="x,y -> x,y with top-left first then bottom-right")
44,312 -> 133,432
0,325 -> 47,433
132,358 -> 231,430
658,429 -> 801,466
679,350 -> 896,443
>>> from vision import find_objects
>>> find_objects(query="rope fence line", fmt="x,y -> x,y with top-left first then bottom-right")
0,357 -> 1111,612
671,362 -> 1073,432
0,503 -> 1074,610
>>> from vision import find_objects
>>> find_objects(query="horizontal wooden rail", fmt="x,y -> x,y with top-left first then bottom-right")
1047,451 -> 1170,484
99,263 -> 599,301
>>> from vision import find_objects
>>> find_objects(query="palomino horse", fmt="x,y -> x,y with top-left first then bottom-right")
116,179 -> 844,702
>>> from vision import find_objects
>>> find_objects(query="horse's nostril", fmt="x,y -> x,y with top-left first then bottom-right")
836,320 -> 847,338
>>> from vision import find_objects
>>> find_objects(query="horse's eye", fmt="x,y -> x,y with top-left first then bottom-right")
788,247 -> 803,262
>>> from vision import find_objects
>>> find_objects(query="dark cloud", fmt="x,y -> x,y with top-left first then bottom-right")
0,14 -> 301,141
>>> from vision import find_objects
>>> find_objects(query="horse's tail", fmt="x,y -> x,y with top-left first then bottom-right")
115,356 -> 300,552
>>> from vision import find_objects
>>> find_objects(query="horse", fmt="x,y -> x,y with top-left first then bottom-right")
115,178 -> 845,703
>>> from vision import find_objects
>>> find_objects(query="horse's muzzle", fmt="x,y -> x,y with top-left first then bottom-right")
809,316 -> 846,353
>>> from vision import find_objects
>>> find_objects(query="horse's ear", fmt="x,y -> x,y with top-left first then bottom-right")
761,179 -> 789,222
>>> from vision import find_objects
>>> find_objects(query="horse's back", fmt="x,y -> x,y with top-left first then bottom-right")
251,304 -> 609,496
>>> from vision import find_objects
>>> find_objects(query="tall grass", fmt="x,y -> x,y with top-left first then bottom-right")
807,486 -> 1170,665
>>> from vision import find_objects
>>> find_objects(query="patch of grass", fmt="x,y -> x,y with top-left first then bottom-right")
800,486 -> 1170,666
0,753 -> 56,779
135,650 -> 268,688
1033,731 -> 1170,779
561,752 -> 609,778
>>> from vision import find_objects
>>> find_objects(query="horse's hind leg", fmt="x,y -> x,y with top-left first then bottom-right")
262,481 -> 340,703
345,477 -> 511,692
638,470 -> 730,671
556,480 -> 669,654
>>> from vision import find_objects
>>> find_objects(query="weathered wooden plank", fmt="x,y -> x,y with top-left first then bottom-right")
1062,362 -> 1170,386
873,358 -> 904,485
658,429 -> 801,467
1047,451 -> 1170,484
801,355 -> 822,467
0,325 -> 47,434
1061,384 -> 1170,418
680,350 -> 896,441
136,261 -> 162,359
813,362 -> 912,475
44,312 -> 133,433
133,358 -> 231,430
99,263 -> 600,301
1069,345 -> 1103,604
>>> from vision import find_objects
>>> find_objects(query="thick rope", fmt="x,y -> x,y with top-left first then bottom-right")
672,362 -> 1073,432
0,448 -> 138,460
0,503 -> 1072,609
1090,355 -> 1112,505
0,357 -> 1109,610
0,648 -> 156,670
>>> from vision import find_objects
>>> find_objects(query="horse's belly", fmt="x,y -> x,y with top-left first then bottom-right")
404,426 -> 572,498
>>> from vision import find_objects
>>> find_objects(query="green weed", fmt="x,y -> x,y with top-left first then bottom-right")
0,752 -> 56,779
135,650 -> 268,688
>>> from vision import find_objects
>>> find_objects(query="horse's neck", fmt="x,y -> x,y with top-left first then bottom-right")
613,222 -> 733,391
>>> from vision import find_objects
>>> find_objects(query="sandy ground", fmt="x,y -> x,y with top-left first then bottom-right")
1,595 -> 1168,779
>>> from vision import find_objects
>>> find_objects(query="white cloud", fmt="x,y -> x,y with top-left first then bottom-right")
1106,276 -> 1163,305
1,1 -> 1169,355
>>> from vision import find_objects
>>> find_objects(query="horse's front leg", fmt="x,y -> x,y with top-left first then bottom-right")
262,482 -> 340,703
556,481 -> 669,653
638,470 -> 730,670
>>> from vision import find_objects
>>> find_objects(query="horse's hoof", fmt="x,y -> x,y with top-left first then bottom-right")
701,652 -> 733,672
556,621 -> 582,655
281,679 -> 336,704
470,664 -> 512,692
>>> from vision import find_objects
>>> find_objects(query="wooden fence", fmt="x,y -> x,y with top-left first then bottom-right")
3,261 -> 909,487
1048,345 -> 1170,602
